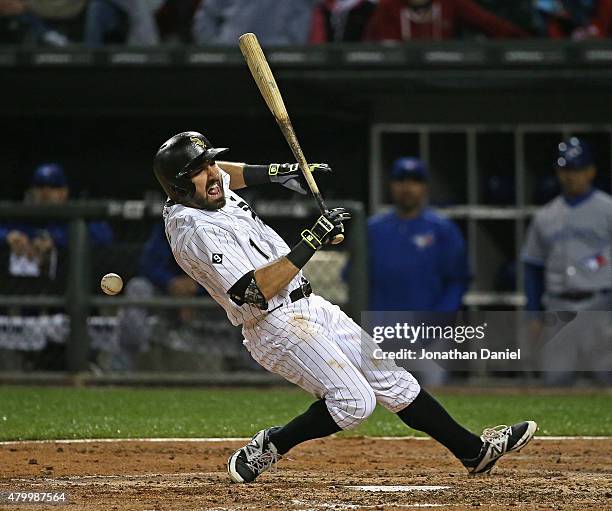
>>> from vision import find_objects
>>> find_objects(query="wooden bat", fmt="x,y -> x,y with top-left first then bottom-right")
238,32 -> 344,244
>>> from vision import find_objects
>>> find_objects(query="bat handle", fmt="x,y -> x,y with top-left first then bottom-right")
315,193 -> 345,245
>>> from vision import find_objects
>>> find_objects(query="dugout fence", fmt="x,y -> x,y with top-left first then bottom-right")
0,200 -> 367,378
370,123 -> 612,310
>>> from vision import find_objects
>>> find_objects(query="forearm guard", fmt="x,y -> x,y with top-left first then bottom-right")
228,270 -> 268,310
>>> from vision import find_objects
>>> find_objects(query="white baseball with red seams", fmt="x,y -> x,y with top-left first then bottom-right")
163,169 -> 420,430
101,273 -> 123,295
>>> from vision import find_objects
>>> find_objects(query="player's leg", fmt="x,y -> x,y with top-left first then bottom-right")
323,301 -> 482,459
321,297 -> 537,474
539,298 -> 581,385
267,398 -> 341,454
228,311 -> 377,483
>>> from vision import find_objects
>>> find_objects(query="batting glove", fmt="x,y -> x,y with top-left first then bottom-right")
301,208 -> 351,250
269,163 -> 331,194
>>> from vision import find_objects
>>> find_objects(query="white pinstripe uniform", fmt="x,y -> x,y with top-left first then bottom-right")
164,169 -> 420,429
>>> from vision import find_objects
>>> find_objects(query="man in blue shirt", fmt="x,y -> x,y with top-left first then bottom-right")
368,157 -> 470,312
0,163 -> 113,282
139,223 -> 203,301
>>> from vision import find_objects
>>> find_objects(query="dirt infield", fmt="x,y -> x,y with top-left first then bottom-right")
1,437 -> 611,510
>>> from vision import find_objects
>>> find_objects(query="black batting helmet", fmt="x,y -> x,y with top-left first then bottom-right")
153,131 -> 229,206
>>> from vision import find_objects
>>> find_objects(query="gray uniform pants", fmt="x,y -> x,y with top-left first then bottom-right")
540,291 -> 612,385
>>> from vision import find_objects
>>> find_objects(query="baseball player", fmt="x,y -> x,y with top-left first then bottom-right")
522,137 -> 612,384
154,131 -> 537,483
368,157 -> 469,312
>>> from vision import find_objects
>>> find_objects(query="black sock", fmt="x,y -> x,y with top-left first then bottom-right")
268,399 -> 342,455
397,388 -> 483,460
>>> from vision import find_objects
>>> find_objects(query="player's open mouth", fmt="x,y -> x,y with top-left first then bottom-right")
207,182 -> 221,198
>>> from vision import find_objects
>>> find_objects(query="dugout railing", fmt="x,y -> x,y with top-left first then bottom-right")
370,123 -> 612,310
0,200 -> 367,376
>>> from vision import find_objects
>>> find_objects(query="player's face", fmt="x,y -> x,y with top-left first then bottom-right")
31,186 -> 69,204
190,162 -> 226,210
556,166 -> 595,197
390,178 -> 428,214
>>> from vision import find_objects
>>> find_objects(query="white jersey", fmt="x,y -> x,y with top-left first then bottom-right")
163,168 -> 420,430
163,169 -> 304,326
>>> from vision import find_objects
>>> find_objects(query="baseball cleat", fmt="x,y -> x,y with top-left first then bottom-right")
461,420 -> 538,475
227,427 -> 282,483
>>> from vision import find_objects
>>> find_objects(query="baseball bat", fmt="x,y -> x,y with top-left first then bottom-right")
238,32 -> 344,244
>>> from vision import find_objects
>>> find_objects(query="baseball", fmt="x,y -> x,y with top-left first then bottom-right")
101,273 -> 123,295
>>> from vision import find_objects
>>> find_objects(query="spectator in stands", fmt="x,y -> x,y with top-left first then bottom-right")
0,0 -> 22,15
156,0 -> 200,44
192,0 -> 317,46
534,0 -> 612,38
0,0 -> 25,44
366,0 -> 527,41
0,0 -> 73,45
84,0 -> 161,47
0,163 -> 113,281
310,0 -> 377,42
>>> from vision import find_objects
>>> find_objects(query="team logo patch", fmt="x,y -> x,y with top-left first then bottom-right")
212,253 -> 223,264
413,232 -> 435,249
190,136 -> 207,148
582,252 -> 607,272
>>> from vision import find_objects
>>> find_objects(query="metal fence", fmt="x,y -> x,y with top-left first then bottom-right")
0,200 -> 367,377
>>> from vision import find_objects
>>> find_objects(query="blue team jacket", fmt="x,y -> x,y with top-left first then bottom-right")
367,209 -> 470,311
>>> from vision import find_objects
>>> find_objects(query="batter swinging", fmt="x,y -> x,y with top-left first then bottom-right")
154,131 -> 537,484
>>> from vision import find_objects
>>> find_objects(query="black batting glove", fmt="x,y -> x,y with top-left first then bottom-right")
268,163 -> 331,194
287,207 -> 351,269
301,208 -> 351,250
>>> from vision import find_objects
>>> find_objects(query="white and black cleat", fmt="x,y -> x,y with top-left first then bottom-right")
462,420 -> 538,475
227,427 -> 282,483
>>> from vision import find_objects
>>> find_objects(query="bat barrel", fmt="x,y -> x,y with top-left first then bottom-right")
239,32 -> 344,245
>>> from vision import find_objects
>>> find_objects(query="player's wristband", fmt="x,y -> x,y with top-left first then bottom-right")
243,165 -> 271,186
286,216 -> 334,269
286,239 -> 316,269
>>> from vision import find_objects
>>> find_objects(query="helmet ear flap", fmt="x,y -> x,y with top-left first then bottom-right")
172,180 -> 195,199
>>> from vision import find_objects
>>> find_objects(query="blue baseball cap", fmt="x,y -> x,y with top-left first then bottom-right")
390,157 -> 429,181
556,137 -> 593,170
32,163 -> 67,187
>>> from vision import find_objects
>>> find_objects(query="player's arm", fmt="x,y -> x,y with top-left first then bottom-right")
218,160 -> 331,194
217,161 -> 247,190
237,258 -> 301,303
435,222 -> 470,311
521,215 -> 547,311
228,208 -> 350,304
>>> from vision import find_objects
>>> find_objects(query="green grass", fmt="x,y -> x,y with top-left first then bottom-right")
0,387 -> 610,441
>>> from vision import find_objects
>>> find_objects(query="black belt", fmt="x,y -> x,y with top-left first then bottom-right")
289,278 -> 312,303
553,289 -> 611,301
266,279 -> 312,314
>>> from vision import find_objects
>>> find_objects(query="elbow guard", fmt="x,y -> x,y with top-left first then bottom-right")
228,270 -> 268,310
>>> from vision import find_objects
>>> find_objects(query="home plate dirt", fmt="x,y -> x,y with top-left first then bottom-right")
346,485 -> 450,492
1,437 -> 611,510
